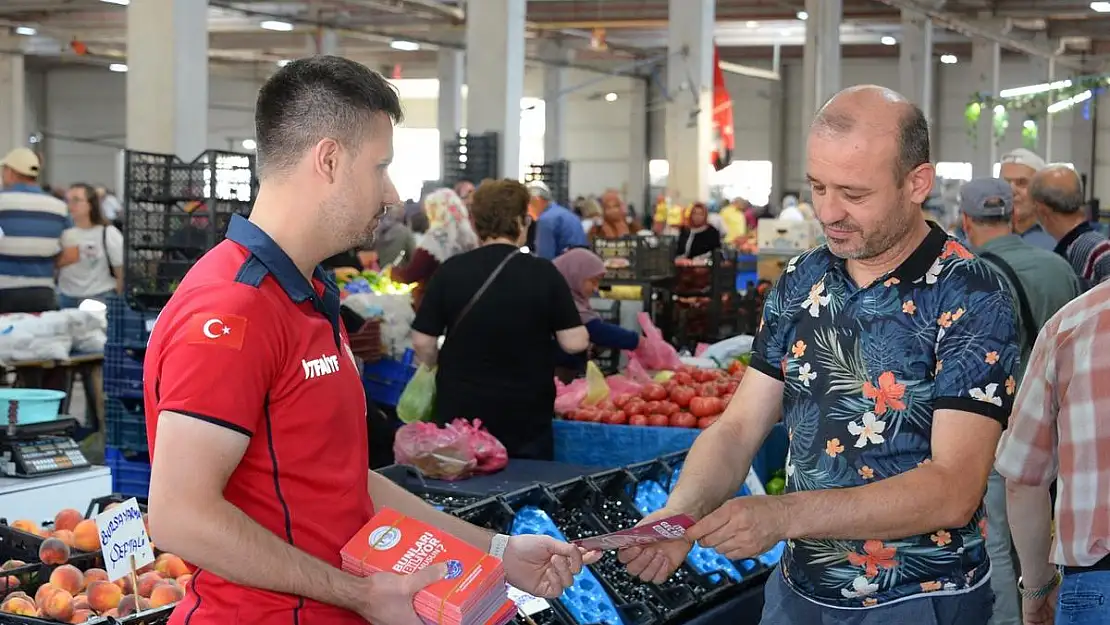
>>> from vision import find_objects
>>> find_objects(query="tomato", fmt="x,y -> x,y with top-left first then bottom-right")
629,414 -> 650,427
673,372 -> 694,386
721,392 -> 734,406
697,383 -> 720,398
601,410 -> 628,425
575,408 -> 600,422
596,400 -> 614,412
643,400 -> 662,415
694,369 -> 716,383
697,415 -> 720,429
689,396 -> 722,418
640,383 -> 668,402
669,412 -> 697,428
724,380 -> 739,394
658,401 -> 680,416
611,393 -> 634,409
647,414 -> 670,428
669,385 -> 696,408
624,398 -> 647,416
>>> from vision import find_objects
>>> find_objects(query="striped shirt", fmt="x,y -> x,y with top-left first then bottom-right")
995,280 -> 1110,567
0,183 -> 68,290
1055,221 -> 1110,289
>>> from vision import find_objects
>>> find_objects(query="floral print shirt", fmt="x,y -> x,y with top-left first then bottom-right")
751,224 -> 1019,608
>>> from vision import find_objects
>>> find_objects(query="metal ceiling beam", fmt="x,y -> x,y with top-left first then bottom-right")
342,0 -> 464,23
870,0 -> 1084,69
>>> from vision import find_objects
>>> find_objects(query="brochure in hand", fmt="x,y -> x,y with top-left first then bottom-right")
340,507 -> 515,625
571,514 -> 696,551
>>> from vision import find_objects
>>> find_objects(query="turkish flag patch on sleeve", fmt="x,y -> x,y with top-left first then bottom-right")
185,313 -> 249,350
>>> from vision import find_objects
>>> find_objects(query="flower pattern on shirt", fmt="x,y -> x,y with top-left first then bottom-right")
751,226 -> 1019,608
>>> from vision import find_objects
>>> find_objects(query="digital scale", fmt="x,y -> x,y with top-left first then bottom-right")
1,417 -> 90,478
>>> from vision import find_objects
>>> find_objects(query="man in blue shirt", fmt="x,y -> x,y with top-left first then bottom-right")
0,148 -> 69,314
528,181 -> 586,260
998,148 -> 1056,251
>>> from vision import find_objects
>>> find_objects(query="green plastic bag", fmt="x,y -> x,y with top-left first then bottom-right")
397,364 -> 437,424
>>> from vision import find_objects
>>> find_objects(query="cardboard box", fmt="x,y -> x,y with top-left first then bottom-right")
757,219 -> 819,254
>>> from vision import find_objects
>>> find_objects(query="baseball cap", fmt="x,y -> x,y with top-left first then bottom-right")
0,148 -> 40,178
999,148 -> 1046,173
526,180 -> 551,200
960,177 -> 1013,218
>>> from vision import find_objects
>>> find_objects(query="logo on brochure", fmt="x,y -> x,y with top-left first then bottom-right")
369,526 -> 402,551
445,559 -> 463,580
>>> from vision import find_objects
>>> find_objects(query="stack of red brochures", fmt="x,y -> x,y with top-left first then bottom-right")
341,507 -> 515,625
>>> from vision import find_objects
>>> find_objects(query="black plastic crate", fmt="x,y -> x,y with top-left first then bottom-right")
524,161 -> 570,207
593,236 -> 677,282
103,344 -> 145,400
442,132 -> 499,187
106,296 -> 159,349
375,465 -> 485,512
105,396 -> 148,454
590,300 -> 621,375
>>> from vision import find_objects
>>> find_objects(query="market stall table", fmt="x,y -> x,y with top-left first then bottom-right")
0,465 -> 112,523
379,459 -> 597,499
3,352 -> 105,427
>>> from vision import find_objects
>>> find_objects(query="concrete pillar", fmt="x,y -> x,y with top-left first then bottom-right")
0,34 -> 26,154
970,39 -> 1000,179
801,0 -> 842,154
541,41 -> 569,161
899,10 -> 933,123
465,0 -> 526,179
626,78 -> 649,217
310,29 -> 340,56
1071,93 -> 1095,190
1024,34 -> 1052,158
665,0 -> 715,204
126,0 -> 209,157
769,57 -> 787,208
437,48 -> 464,178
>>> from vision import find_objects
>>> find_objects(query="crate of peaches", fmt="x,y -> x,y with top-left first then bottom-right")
562,364 -> 744,430
0,503 -> 190,623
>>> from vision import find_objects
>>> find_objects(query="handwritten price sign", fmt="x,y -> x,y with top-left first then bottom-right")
94,498 -> 155,582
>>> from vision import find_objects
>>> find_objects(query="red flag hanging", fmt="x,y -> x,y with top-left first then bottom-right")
710,46 -> 735,172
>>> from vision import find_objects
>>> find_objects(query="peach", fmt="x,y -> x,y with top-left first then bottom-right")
5,591 -> 29,602
34,583 -> 58,607
10,520 -> 40,536
41,587 -> 75,621
0,595 -> 36,615
115,575 -> 134,595
49,565 -> 85,595
176,573 -> 192,589
72,594 -> 89,611
72,520 -> 100,552
83,568 -> 108,585
52,529 -> 76,548
39,537 -> 71,565
154,553 -> 189,579
117,593 -> 149,617
136,571 -> 163,598
0,560 -> 25,572
54,509 -> 83,533
101,608 -> 120,618
69,608 -> 94,623
86,580 -> 123,613
149,582 -> 184,608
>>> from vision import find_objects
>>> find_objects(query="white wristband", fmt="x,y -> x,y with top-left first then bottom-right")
489,534 -> 510,560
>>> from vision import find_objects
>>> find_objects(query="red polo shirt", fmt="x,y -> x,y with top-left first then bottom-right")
144,215 -> 371,625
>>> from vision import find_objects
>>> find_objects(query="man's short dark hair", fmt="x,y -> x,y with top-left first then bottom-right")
254,56 -> 403,177
968,214 -> 1012,227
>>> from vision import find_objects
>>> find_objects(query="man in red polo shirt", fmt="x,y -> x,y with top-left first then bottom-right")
144,56 -> 587,625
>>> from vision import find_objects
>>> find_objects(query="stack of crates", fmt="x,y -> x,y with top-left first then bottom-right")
524,160 -> 570,207
102,296 -> 160,499
442,132 -> 499,188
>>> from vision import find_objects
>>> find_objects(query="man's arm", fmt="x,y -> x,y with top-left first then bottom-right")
667,368 -> 784,519
368,472 -> 494,551
1006,482 -> 1056,587
148,412 -> 368,612
779,410 -> 1001,540
411,330 -> 439,367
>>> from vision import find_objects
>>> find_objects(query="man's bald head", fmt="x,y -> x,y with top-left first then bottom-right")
1030,165 -> 1085,215
811,85 -> 930,185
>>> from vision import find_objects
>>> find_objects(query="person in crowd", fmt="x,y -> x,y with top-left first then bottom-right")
391,188 -> 478,308
674,202 -> 722,259
1031,164 -> 1110,289
995,279 -> 1110,625
652,192 -> 686,234
957,177 -> 1081,625
579,196 -> 602,234
95,185 -> 123,226
718,197 -> 750,244
410,179 -> 589,460
998,148 -> 1056,251
370,206 -> 415,269
530,180 -> 587,260
454,179 -> 475,209
590,190 -> 631,241
777,194 -> 805,221
620,85 -> 1018,625
142,57 -> 587,625
0,148 -> 69,314
56,183 -> 125,307
551,248 -> 640,381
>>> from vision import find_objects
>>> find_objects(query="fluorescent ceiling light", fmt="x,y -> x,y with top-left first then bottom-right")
1091,2 -> 1110,12
940,54 -> 958,64
880,36 -> 896,46
390,40 -> 420,51
1000,79 -> 1072,99
260,20 -> 294,32
100,0 -> 129,5
109,63 -> 127,72
277,59 -> 291,67
14,26 -> 36,36
604,92 -> 618,102
796,11 -> 808,20
745,21 -> 759,28
241,139 -> 257,151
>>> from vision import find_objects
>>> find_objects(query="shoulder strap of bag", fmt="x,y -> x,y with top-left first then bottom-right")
101,225 -> 114,278
978,251 -> 1037,351
451,249 -> 520,332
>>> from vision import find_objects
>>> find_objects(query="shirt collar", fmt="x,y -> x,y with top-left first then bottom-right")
828,221 -> 949,286
1054,221 -> 1093,257
4,182 -> 44,194
225,213 -> 333,303
978,234 -> 1024,254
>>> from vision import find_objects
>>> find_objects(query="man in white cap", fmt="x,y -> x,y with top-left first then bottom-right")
998,148 -> 1055,251
528,180 -> 586,260
0,147 -> 69,313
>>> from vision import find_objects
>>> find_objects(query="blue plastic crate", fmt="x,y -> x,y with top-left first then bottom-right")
554,421 -> 700,468
106,446 -> 151,499
103,345 -> 145,399
105,396 -> 149,454
361,349 -> 417,407
736,271 -> 759,293
106,295 -> 160,349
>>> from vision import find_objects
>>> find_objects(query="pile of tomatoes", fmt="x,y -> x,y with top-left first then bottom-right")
563,365 -> 743,429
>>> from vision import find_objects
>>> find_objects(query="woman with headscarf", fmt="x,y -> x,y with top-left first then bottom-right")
589,190 -> 631,242
393,188 -> 479,308
371,209 -> 416,269
674,202 -> 722,260
552,248 -> 641,380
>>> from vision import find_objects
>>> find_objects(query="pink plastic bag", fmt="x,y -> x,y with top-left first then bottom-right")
452,419 -> 508,474
554,378 -> 589,414
393,422 -> 477,481
605,374 -> 643,396
635,312 -> 683,371
624,353 -> 655,385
